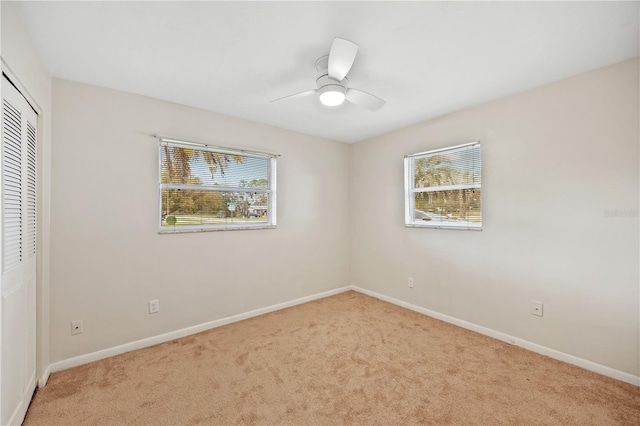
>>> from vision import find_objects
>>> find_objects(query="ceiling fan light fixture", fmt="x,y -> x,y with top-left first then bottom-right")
271,38 -> 385,111
319,85 -> 346,107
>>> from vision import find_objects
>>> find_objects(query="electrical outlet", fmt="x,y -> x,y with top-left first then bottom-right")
408,277 -> 414,288
149,299 -> 160,314
531,301 -> 543,317
71,320 -> 83,335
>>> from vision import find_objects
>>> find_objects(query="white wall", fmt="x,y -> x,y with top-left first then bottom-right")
38,45 -> 640,380
1,1 -> 52,384
350,58 -> 639,377
49,79 -> 350,362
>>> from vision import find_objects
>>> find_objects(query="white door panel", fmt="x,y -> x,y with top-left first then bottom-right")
2,285 -> 26,423
1,76 -> 37,426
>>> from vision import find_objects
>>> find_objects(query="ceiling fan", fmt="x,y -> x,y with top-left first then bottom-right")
271,38 -> 386,111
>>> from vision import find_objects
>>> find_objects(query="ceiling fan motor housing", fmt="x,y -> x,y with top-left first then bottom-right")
315,54 -> 348,96
317,75 -> 347,95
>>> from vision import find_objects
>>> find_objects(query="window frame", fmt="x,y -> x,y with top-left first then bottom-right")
158,137 -> 277,233
404,141 -> 481,231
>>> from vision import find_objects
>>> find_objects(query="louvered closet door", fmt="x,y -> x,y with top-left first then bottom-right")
1,76 -> 37,426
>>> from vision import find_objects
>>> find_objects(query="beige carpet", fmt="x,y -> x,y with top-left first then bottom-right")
24,291 -> 639,425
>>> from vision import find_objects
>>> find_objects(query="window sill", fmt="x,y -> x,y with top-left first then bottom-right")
405,222 -> 482,231
159,224 -> 277,234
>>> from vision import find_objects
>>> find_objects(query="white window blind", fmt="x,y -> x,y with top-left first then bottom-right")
159,139 -> 277,232
404,142 -> 481,230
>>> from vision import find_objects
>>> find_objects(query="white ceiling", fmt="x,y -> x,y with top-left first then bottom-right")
15,1 -> 639,143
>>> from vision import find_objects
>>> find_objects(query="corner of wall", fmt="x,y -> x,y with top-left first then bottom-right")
1,0 -> 53,386
347,142 -> 355,287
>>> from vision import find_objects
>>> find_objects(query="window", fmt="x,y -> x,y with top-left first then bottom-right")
404,142 -> 481,230
159,137 -> 277,233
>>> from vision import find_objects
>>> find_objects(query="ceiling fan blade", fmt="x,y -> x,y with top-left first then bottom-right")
346,88 -> 386,111
270,90 -> 317,103
328,38 -> 358,81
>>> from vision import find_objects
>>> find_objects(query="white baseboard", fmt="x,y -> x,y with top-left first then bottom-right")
44,284 -> 639,387
350,286 -> 640,387
48,286 -> 351,374
38,364 -> 51,388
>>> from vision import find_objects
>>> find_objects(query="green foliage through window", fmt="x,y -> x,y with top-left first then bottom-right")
159,140 -> 276,232
405,142 -> 481,230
